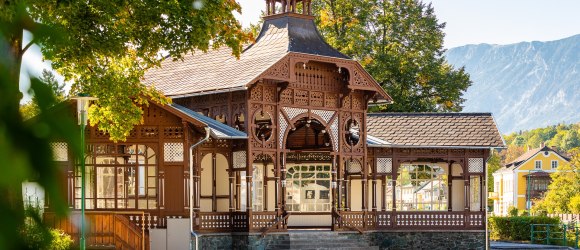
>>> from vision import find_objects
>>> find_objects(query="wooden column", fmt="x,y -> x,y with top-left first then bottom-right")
212,153 -> 217,212
274,155 -> 280,214
447,161 -> 453,212
263,162 -> 268,211
362,166 -> 368,212
235,171 -> 241,211
346,177 -> 351,211
183,121 -> 191,211
482,152 -> 488,212
480,175 -> 484,212
331,155 -> 338,210
464,159 -> 470,211
192,153 -> 201,227
280,152 -> 287,229
337,157 -> 343,211
229,170 -> 235,212
372,158 -> 377,211
392,159 -> 399,212
381,176 -> 386,211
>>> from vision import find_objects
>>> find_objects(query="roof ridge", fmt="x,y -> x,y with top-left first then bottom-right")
367,112 -> 493,116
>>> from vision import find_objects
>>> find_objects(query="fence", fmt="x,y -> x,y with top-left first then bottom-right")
531,224 -> 580,249
548,214 -> 580,225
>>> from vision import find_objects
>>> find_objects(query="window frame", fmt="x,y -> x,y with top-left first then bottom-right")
73,144 -> 158,210
535,160 -> 542,170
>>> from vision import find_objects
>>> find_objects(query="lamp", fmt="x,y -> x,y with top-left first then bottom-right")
71,94 -> 98,250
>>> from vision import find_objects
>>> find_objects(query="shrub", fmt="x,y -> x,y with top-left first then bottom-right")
508,206 -> 519,217
489,215 -> 561,241
21,205 -> 73,250
519,210 -> 530,216
48,229 -> 73,250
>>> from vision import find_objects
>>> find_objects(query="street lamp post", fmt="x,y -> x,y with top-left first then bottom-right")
71,94 -> 97,250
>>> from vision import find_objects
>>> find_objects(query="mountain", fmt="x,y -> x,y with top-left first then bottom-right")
445,34 -> 580,134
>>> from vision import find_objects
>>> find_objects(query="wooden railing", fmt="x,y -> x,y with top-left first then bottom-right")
333,211 -> 364,233
44,212 -> 145,250
195,210 -> 485,233
198,212 -> 231,232
251,212 -> 280,231
261,213 -> 289,237
113,214 -> 144,250
197,211 -> 283,233
335,211 -> 486,231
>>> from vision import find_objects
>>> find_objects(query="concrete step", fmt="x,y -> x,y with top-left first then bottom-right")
267,246 -> 379,250
265,231 -> 377,250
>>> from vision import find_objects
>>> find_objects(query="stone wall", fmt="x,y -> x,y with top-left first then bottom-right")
195,231 -> 485,250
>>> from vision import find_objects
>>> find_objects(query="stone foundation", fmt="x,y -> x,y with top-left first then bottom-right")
195,231 -> 485,250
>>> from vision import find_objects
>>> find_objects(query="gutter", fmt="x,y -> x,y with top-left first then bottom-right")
190,127 -> 210,250
367,144 -> 506,150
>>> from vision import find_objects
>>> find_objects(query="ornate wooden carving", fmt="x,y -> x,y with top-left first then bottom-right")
263,57 -> 290,80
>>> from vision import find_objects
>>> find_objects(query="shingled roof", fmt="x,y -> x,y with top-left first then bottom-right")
144,14 -> 349,97
504,146 -> 570,167
366,113 -> 505,148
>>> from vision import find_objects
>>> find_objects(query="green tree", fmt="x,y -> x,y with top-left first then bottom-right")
500,144 -> 526,164
569,194 -> 580,214
532,148 -> 580,213
314,0 -> 471,112
561,130 -> 580,151
1,5 -> 80,248
2,0 -> 251,141
487,151 -> 501,209
512,136 -> 526,147
20,70 -> 66,119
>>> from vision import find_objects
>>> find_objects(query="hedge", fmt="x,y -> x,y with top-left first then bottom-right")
489,216 -> 561,241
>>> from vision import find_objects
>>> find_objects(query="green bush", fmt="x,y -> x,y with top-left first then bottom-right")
489,216 -> 561,241
21,205 -> 73,250
508,206 -> 519,217
48,229 -> 73,250
22,221 -> 73,250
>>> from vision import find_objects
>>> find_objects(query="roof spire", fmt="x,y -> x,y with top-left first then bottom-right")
265,0 -> 312,17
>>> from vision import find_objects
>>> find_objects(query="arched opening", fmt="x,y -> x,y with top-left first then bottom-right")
285,117 -> 331,151
284,117 -> 334,227
200,153 -> 230,212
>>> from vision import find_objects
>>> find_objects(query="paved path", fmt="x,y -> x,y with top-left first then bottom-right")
491,241 -> 574,249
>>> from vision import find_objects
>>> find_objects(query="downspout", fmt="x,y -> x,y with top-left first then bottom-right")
190,127 -> 211,250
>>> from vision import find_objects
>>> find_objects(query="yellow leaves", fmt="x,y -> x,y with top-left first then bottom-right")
444,100 -> 453,108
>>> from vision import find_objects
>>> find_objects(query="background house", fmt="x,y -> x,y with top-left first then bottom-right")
491,145 -> 570,215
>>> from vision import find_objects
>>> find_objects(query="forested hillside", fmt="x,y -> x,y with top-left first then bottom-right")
500,122 -> 579,163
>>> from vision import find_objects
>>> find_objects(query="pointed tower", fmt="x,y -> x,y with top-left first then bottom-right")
256,0 -> 349,59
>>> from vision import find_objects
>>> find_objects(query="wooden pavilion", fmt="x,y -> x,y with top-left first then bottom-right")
44,1 -> 504,249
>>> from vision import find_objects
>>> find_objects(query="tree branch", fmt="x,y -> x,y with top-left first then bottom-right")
22,40 -> 35,54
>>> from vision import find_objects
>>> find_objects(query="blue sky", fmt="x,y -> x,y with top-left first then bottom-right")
236,0 -> 580,48
21,0 -> 580,101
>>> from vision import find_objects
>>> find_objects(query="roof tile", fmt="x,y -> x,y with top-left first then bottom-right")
366,113 -> 505,148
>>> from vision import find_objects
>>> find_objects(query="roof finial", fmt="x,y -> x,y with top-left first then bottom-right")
265,0 -> 312,17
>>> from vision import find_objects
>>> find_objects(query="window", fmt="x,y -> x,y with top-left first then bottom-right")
394,164 -> 447,211
74,144 -> 157,210
252,165 -> 264,211
285,165 -> 331,212
470,176 -> 481,211
551,160 -> 558,169
535,160 -> 542,169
